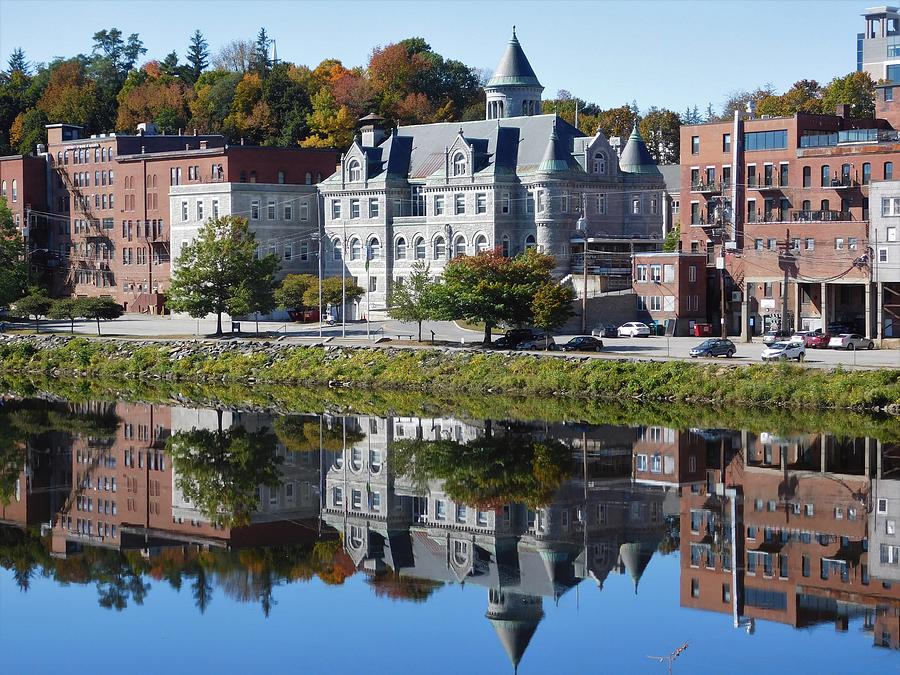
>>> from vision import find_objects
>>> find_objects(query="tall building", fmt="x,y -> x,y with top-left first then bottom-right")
319,31 -> 666,320
859,6 -> 900,82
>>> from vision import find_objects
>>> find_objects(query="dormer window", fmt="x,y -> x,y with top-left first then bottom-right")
593,152 -> 606,175
348,160 -> 362,182
452,152 -> 467,176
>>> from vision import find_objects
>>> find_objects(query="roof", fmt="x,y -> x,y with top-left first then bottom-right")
658,164 -> 681,192
537,119 -> 580,174
619,124 -> 661,176
486,28 -> 543,89
323,114 -> 585,185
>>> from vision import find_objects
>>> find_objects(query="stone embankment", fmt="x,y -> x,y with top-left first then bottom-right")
0,334 -> 898,413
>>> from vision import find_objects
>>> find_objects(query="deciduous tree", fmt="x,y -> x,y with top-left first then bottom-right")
387,261 -> 439,341
48,297 -> 83,333
0,198 -> 25,308
76,296 -> 123,336
13,288 -> 51,333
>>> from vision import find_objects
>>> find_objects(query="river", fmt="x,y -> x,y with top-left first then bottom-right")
0,396 -> 897,673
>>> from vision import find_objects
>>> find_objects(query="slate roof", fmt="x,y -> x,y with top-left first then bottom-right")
486,28 -> 543,89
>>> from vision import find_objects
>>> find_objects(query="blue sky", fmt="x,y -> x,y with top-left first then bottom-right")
0,0 -> 865,114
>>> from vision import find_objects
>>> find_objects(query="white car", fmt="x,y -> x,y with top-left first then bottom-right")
828,333 -> 874,350
761,341 -> 805,362
617,322 -> 651,338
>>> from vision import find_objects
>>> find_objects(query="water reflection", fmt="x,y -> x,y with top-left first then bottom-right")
1,397 -> 899,666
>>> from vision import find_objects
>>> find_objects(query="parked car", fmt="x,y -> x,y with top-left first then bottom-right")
516,333 -> 556,350
805,332 -> 832,349
563,336 -> 603,352
591,323 -> 618,338
689,338 -> 736,358
827,322 -> 854,336
762,329 -> 792,345
790,328 -> 827,347
761,341 -> 805,362
617,322 -> 651,338
828,333 -> 874,350
494,328 -> 541,349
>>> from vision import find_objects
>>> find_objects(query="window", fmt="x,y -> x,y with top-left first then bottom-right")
650,197 -> 658,215
348,160 -> 361,182
597,193 -> 606,215
369,492 -> 381,512
801,165 -> 811,188
434,194 -> 445,215
267,200 -> 276,220
768,238 -> 777,251
284,203 -> 292,220
250,200 -> 260,220
456,504 -> 467,523
849,237 -> 858,251
300,201 -> 309,221
763,282 -> 773,298
350,238 -> 361,260
691,136 -> 699,154
452,153 -> 466,176
632,195 -> 641,214
435,500 -> 447,520
433,236 -> 446,259
196,201 -> 204,220
476,193 -> 487,214
453,235 -> 466,258
369,237 -> 381,260
723,133 -> 731,152
331,200 -> 341,220
333,239 -> 342,261
525,234 -> 536,250
454,193 -> 465,215
501,193 -> 510,214
691,578 -> 700,598
350,199 -> 360,219
820,165 -> 830,187
780,163 -> 789,187
475,234 -> 489,253
299,241 -> 308,261
649,264 -> 661,282
863,162 -> 871,185
351,490 -> 362,510
368,198 -> 379,218
501,235 -> 510,257
415,237 -> 426,259
395,237 -> 407,260
663,264 -> 675,282
691,202 -> 700,225
635,264 -> 648,282
835,238 -> 844,250
284,243 -> 292,261
888,226 -> 897,241
886,161 -> 894,180
882,197 -> 900,216
744,129 -> 788,151
181,201 -> 188,221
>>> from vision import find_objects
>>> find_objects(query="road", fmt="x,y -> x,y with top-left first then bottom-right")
3,315 -> 898,369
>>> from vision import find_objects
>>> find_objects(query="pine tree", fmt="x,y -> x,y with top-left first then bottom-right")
185,29 -> 209,83
251,28 -> 272,76
6,48 -> 29,75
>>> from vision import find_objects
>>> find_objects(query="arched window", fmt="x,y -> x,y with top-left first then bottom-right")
820,165 -> 830,187
350,238 -> 361,261
821,199 -> 830,211
333,238 -> 342,261
94,148 -> 99,162
452,152 -> 466,176
349,525 -> 364,549
395,237 -> 407,260
101,147 -> 106,161
525,234 -> 536,250
348,160 -> 361,182
474,233 -> 489,253
305,172 -> 313,185
453,540 -> 469,566
415,236 -> 426,259
593,152 -> 606,175
63,151 -> 69,165
802,200 -> 811,211
885,161 -> 894,180
351,447 -> 362,471
434,235 -> 446,259
370,450 -> 382,473
501,234 -> 511,257
56,152 -> 61,165
453,235 -> 466,258
369,237 -> 381,260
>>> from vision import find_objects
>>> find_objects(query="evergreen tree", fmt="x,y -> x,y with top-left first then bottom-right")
6,48 -> 29,76
251,28 -> 272,76
185,30 -> 209,83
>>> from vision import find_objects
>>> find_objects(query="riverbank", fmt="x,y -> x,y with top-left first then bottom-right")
0,335 -> 897,413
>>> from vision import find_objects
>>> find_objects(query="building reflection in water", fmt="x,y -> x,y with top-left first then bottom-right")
1,398 -> 898,666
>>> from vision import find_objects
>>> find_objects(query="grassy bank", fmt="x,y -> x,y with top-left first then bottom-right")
0,336 -> 898,413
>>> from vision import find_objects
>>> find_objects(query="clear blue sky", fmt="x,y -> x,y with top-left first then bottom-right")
0,0 -> 865,114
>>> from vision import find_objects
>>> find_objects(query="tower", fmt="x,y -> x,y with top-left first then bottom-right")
485,27 -> 544,120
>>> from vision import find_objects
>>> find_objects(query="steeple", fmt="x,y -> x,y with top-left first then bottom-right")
485,29 -> 544,119
537,118 -> 575,174
486,590 -> 544,672
618,122 -> 661,175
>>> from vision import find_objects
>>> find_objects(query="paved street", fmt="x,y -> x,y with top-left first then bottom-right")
3,315 -> 898,369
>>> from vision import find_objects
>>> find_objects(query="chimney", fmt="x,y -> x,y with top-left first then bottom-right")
835,103 -> 851,119
193,128 -> 198,136
359,113 -> 386,147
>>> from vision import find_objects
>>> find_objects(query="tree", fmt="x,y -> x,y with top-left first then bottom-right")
212,39 -> 255,73
387,261 -> 439,342
717,85 -> 775,121
13,288 -> 51,333
274,273 -> 317,312
185,30 -> 209,83
0,197 -> 25,309
189,70 -> 241,135
594,104 -> 637,140
300,88 -> 355,148
36,60 -> 98,129
251,28 -> 272,76
166,216 -> 279,336
318,277 -> 364,314
263,63 -> 311,146
756,79 -> 823,117
76,296 -> 123,336
432,249 -> 563,345
6,49 -> 29,76
530,282 -> 574,338
639,108 -> 681,165
822,71 -> 876,118
663,223 -> 681,252
48,298 -> 83,333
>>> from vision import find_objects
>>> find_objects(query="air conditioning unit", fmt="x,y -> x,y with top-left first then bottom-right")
731,291 -> 742,302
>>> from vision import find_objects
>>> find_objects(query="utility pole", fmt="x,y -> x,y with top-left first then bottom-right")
317,199 -> 324,340
720,263 -> 727,337
781,228 -> 791,332
578,193 -> 588,334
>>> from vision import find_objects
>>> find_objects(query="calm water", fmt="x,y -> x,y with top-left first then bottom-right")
1,397 -> 898,674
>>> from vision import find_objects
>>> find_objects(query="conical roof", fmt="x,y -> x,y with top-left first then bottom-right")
619,123 -> 661,175
619,539 -> 656,595
537,118 -> 576,174
487,28 -> 542,89
487,593 -> 544,671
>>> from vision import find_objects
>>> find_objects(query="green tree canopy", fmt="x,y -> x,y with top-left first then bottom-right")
387,261 -> 439,341
0,197 -> 25,309
274,273 -> 317,311
76,296 -> 123,336
166,215 -> 279,335
48,297 -> 83,333
13,287 -> 51,332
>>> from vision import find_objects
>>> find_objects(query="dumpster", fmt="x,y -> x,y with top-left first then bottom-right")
693,323 -> 712,337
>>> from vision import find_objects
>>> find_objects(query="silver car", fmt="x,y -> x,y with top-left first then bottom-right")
827,334 -> 874,350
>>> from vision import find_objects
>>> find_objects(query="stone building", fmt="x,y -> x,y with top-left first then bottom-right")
319,31 -> 666,319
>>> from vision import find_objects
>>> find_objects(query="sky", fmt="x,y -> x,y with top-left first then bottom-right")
0,0 -> 866,114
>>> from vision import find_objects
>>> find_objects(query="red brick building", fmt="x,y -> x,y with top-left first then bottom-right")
631,252 -> 707,335
677,97 -> 900,340
43,123 -> 339,312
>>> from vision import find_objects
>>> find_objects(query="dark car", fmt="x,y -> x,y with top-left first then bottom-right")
494,328 -> 541,349
591,323 -> 617,338
689,338 -> 736,358
563,336 -> 603,352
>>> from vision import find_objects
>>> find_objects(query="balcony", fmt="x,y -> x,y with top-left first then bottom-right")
754,180 -> 785,193
690,181 -> 725,196
829,177 -> 859,191
748,209 -> 855,225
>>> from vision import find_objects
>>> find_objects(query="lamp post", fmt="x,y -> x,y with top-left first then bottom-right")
576,193 -> 588,334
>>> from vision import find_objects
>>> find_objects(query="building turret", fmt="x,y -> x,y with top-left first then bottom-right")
485,28 -> 544,120
618,123 -> 661,175
486,588 -> 544,673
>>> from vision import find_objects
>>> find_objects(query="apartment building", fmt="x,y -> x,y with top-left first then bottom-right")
41,123 -> 338,313
858,5 -> 900,82
677,94 -> 900,341
869,179 -> 900,337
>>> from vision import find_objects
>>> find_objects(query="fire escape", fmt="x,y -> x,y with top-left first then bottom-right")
57,166 -> 113,289
131,220 -> 169,314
